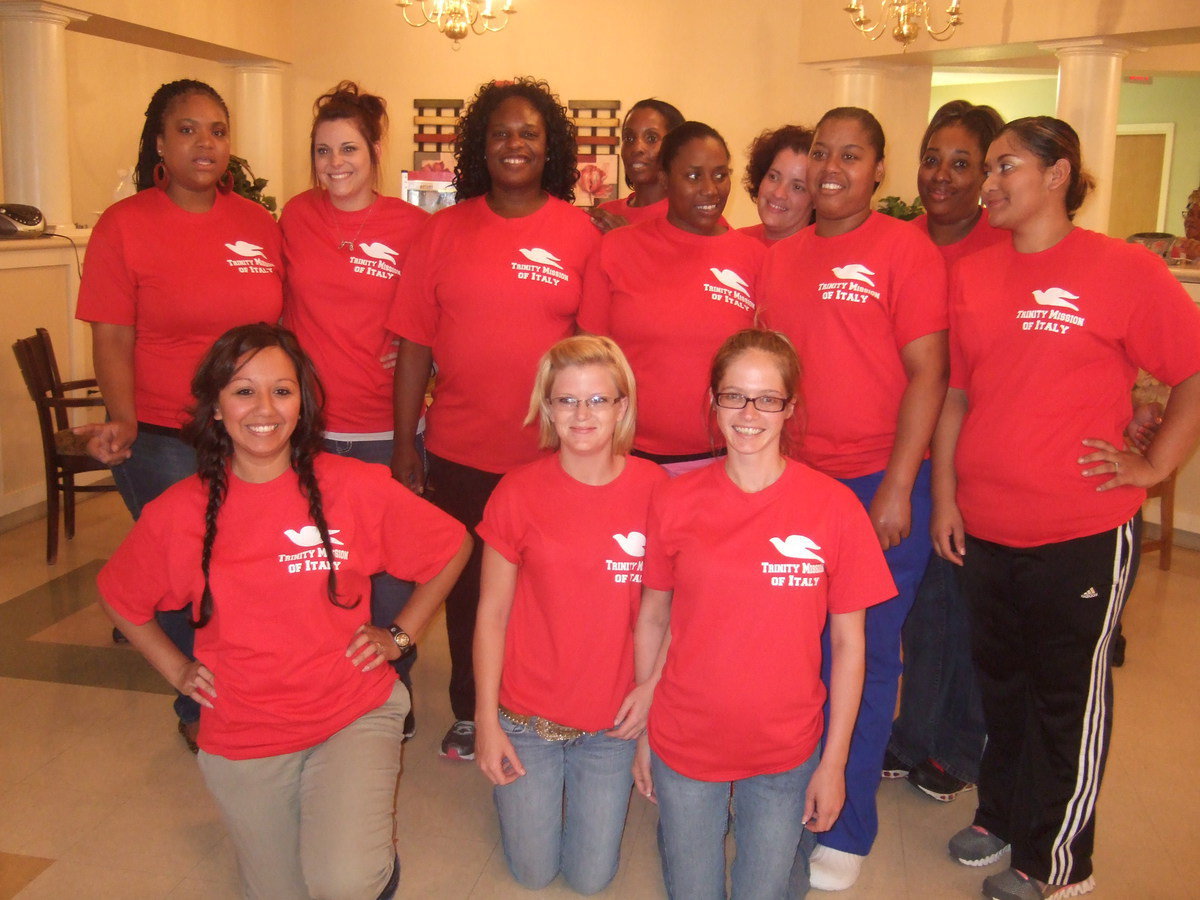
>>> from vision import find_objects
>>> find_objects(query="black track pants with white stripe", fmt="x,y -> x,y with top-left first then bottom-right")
961,516 -> 1140,885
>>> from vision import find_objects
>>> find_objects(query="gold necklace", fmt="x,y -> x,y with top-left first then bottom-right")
325,192 -> 376,252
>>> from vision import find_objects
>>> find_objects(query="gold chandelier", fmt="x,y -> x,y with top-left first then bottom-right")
843,1 -> 963,49
397,1 -> 517,46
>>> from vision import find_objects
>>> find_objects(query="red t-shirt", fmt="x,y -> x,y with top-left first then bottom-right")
911,209 -> 1008,268
738,223 -> 784,247
386,195 -> 600,473
643,460 -> 895,781
98,455 -> 466,759
950,228 -> 1200,547
281,190 -> 429,434
477,455 -> 668,731
76,188 -> 283,429
758,212 -> 948,477
596,195 -> 668,226
579,217 -> 765,455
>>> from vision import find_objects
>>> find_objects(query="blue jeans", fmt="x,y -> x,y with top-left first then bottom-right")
818,461 -> 933,856
493,713 -> 635,894
651,749 -> 819,900
323,438 -> 418,684
887,553 -> 986,783
112,428 -> 200,723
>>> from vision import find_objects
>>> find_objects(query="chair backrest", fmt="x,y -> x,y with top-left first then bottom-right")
12,328 -> 71,432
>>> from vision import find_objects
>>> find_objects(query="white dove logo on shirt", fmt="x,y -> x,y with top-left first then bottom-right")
284,527 -> 344,547
518,248 -> 565,269
1032,288 -> 1081,311
358,242 -> 399,264
831,264 -> 876,287
612,532 -> 646,558
769,535 -> 825,563
709,268 -> 749,293
225,241 -> 266,258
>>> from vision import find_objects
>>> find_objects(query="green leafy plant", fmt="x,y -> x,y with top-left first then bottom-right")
226,155 -> 277,215
875,195 -> 924,220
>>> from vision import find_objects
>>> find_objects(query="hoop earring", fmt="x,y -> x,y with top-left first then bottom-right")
217,170 -> 235,193
153,161 -> 169,189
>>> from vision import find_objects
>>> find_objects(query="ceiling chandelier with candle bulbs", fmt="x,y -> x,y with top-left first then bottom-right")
397,0 -> 517,46
843,1 -> 963,50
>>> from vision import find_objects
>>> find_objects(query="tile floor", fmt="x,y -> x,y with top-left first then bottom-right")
1,492 -> 1197,899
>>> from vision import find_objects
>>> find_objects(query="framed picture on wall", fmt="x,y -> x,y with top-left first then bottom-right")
574,154 -> 619,207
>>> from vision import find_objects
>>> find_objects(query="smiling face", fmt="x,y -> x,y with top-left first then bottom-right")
485,95 -> 547,195
621,106 -> 671,192
313,118 -> 378,211
155,92 -> 231,206
665,136 -> 731,236
547,363 -> 627,459
713,348 -> 795,460
981,130 -> 1062,233
214,346 -> 301,483
918,122 -> 986,226
756,147 -> 812,241
808,116 -> 884,236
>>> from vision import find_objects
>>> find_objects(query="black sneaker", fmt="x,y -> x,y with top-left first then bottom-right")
439,720 -> 475,760
881,748 -> 910,779
908,758 -> 975,802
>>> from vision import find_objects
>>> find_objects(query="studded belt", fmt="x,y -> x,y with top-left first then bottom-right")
497,705 -> 589,742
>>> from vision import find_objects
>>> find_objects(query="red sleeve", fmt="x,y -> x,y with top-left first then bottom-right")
372,468 -> 467,583
577,236 -> 615,335
97,492 -> 190,624
76,206 -> 137,326
641,478 -> 676,592
1123,255 -> 1200,387
385,215 -> 439,347
892,229 -> 948,350
947,263 -> 969,391
476,472 -> 524,565
825,489 -> 897,614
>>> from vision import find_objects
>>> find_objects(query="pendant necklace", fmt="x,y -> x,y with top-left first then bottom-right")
326,192 -> 376,252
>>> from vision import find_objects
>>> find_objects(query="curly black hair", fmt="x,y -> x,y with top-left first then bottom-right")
454,76 -> 578,203
134,79 -> 229,192
182,323 -> 357,628
744,125 -> 814,200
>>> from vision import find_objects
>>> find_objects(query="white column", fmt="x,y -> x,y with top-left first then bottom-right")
0,1 -> 89,229
230,62 -> 286,209
1043,38 -> 1132,234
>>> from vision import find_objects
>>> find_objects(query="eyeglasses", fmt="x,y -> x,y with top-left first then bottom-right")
547,394 -> 623,411
714,392 -> 791,413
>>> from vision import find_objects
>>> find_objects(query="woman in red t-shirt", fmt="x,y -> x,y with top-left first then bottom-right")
99,324 -> 469,899
739,124 -> 815,246
580,121 -> 765,474
632,329 -> 893,899
473,335 -> 666,894
588,98 -> 684,233
281,81 -> 430,735
388,77 -> 600,761
937,117 -> 1200,900
75,78 -> 283,747
883,100 -> 1006,806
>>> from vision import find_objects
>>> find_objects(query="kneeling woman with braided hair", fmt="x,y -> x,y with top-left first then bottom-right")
98,323 -> 470,900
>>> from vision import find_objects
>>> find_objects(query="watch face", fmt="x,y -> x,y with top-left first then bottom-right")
390,626 -> 412,649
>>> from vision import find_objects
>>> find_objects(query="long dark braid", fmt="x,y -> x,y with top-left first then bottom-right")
183,324 -> 353,628
134,79 -> 229,192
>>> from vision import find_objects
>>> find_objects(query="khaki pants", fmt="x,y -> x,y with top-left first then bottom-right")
198,682 -> 408,899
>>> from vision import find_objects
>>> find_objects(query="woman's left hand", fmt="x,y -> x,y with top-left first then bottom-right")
802,760 -> 845,833
1079,438 -> 1165,491
868,480 -> 911,550
610,682 -> 653,740
346,625 -> 399,672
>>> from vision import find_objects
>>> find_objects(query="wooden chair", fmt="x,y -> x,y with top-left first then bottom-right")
1141,472 -> 1176,571
11,327 -> 117,565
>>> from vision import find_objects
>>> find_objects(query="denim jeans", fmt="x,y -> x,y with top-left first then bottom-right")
323,437 -> 418,684
651,748 -> 819,900
818,460 -> 933,856
112,428 -> 200,723
492,712 -> 635,894
887,553 -> 986,783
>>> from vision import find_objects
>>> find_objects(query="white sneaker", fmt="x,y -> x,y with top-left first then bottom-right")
809,845 -> 865,892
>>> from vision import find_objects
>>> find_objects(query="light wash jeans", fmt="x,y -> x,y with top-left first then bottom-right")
493,712 -> 636,895
651,748 -> 820,900
197,682 -> 407,900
